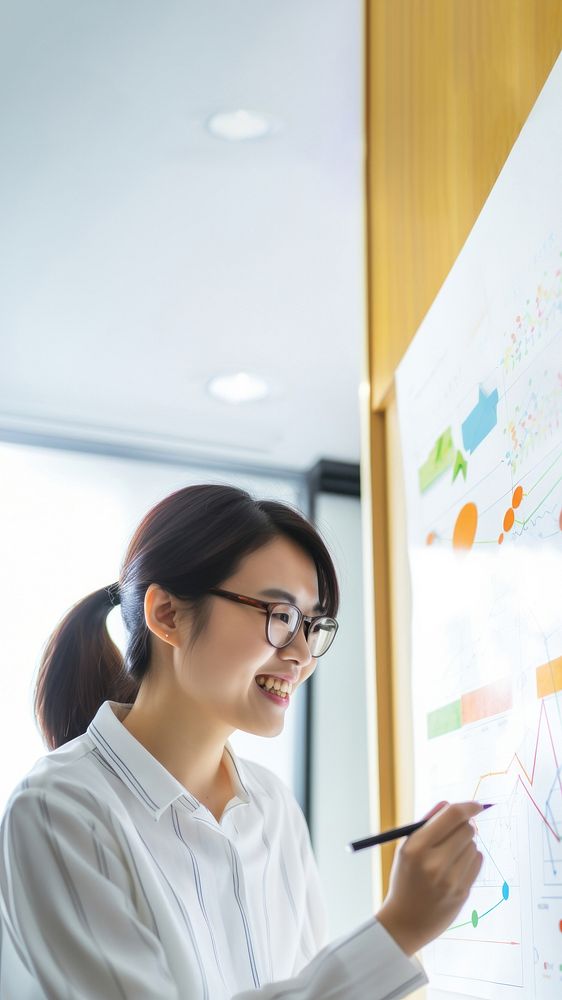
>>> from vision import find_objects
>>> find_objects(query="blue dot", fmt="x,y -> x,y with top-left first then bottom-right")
502,881 -> 509,900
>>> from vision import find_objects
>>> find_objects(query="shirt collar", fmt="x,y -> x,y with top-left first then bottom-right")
87,700 -> 251,822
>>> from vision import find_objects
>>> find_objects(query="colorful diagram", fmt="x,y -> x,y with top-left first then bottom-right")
424,451 -> 562,552
397,217 -> 562,998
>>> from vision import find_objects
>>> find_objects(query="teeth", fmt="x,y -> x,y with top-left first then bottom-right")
256,675 -> 292,696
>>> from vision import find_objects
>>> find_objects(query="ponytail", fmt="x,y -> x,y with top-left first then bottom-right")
33,484 -> 339,750
34,583 -> 140,751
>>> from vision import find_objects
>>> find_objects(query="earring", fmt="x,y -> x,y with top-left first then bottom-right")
165,633 -> 169,638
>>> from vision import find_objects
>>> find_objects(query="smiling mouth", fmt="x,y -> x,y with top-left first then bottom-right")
254,677 -> 291,702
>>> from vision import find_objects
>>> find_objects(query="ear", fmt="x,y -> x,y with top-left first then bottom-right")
144,584 -> 179,646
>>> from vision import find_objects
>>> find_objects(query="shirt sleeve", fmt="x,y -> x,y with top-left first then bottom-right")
232,788 -> 428,1000
233,916 -> 428,1000
0,787 -> 180,1000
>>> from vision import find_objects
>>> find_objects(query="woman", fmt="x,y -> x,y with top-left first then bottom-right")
0,483 -> 483,999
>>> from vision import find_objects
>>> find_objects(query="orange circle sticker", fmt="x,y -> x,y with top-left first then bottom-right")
453,503 -> 478,550
512,486 -> 523,508
503,508 -> 515,532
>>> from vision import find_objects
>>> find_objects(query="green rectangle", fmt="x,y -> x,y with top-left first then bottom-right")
418,427 -> 455,493
427,700 -> 462,739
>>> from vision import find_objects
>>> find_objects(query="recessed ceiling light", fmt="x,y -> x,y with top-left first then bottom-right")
206,109 -> 280,141
207,372 -> 270,404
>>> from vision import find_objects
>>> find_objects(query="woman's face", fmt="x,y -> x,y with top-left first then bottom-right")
176,535 -> 323,737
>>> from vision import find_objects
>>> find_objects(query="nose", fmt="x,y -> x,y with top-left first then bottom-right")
278,621 -> 315,666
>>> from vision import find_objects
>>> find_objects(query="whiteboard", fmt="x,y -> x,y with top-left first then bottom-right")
395,54 -> 562,999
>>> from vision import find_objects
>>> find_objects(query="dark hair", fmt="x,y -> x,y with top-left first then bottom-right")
34,484 -> 339,750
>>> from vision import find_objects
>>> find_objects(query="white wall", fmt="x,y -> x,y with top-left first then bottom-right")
309,491 -> 373,940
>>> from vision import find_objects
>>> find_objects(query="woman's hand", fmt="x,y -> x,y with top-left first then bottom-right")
375,801 -> 484,956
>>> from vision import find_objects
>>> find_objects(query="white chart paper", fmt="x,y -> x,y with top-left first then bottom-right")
395,55 -> 562,998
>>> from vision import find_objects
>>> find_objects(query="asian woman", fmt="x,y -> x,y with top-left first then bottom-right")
0,483 -> 483,998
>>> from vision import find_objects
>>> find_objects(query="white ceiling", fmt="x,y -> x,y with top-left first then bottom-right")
0,1 -> 364,473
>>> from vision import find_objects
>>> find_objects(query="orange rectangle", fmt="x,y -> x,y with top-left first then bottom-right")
536,656 -> 562,699
461,678 -> 512,725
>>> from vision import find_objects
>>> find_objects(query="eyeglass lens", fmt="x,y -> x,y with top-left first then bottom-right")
267,604 -> 337,656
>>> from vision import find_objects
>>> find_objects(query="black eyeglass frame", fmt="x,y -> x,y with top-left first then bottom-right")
208,587 -> 338,657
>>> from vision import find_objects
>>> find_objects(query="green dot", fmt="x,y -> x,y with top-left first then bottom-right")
471,910 -> 479,928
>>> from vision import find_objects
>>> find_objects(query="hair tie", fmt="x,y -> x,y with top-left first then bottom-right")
106,582 -> 121,606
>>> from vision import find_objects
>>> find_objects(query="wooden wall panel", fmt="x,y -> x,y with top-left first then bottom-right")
366,0 -> 562,408
364,1 -> 562,895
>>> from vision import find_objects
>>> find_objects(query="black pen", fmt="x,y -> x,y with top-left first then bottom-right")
346,803 -> 494,852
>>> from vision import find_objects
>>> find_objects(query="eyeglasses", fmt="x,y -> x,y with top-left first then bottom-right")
208,588 -> 338,657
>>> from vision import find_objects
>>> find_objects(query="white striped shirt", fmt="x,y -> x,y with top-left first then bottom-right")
0,700 -> 427,999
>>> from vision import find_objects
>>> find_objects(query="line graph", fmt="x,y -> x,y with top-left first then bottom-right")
472,699 -> 562,844
442,698 -> 562,946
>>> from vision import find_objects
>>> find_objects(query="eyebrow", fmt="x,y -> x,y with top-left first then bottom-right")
258,588 -> 324,613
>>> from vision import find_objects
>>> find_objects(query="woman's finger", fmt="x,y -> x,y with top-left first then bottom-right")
448,842 -> 483,895
411,801 -> 483,850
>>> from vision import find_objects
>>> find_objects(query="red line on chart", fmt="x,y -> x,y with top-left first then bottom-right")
517,776 -> 559,839
472,699 -> 562,843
